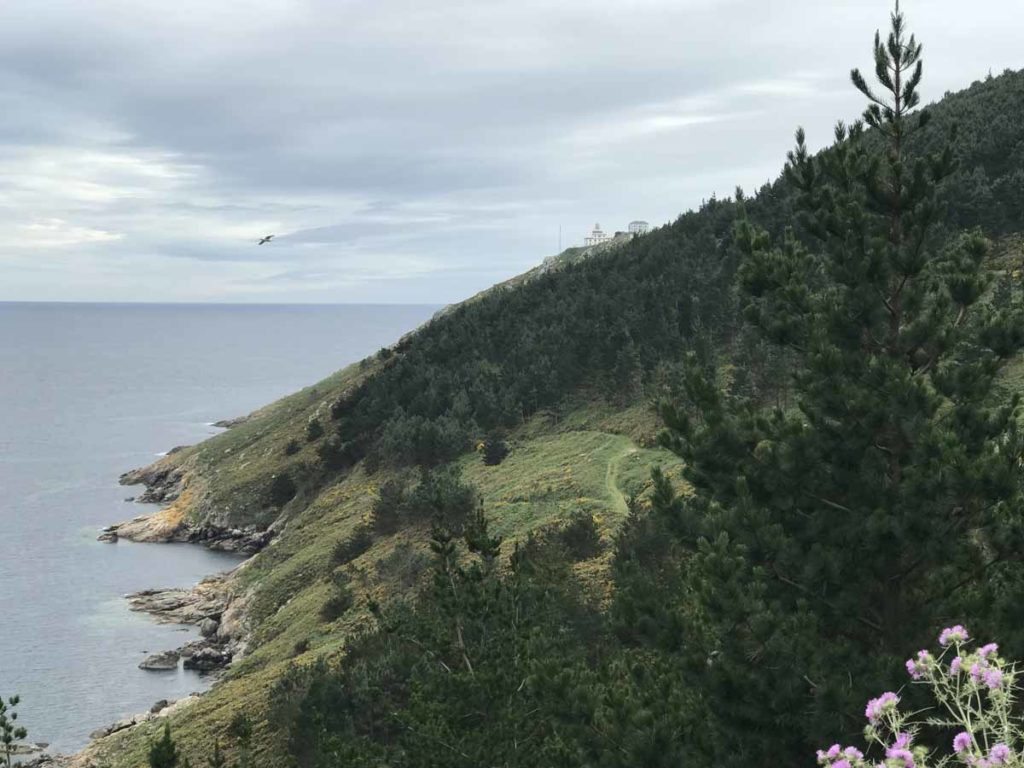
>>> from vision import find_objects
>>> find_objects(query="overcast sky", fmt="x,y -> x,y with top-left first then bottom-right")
1,0 -> 1019,304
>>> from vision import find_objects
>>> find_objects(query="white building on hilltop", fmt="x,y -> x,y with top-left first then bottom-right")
584,222 -> 611,246
628,220 -> 650,236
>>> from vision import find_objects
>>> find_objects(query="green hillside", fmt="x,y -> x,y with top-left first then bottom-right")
82,55 -> 1024,768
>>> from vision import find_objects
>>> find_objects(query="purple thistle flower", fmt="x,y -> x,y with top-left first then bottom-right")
906,649 -> 932,679
984,667 -> 1004,690
864,691 -> 899,723
971,662 -> 985,683
940,624 -> 970,647
886,746 -> 915,767
906,658 -> 921,679
979,643 -> 999,659
954,731 -> 973,754
844,746 -> 863,759
826,744 -> 842,759
951,656 -> 963,675
989,744 -> 1011,765
893,732 -> 912,749
832,761 -> 851,768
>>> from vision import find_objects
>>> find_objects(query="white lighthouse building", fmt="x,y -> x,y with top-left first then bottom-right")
584,222 -> 611,246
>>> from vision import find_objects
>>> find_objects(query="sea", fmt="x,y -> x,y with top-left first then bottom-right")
0,302 -> 438,755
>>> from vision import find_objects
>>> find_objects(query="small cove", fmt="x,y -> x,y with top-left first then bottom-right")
0,302 -> 438,753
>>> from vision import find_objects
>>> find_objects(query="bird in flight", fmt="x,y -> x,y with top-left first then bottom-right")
257,234 -> 275,245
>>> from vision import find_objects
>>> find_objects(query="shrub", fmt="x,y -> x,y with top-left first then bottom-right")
305,418 -> 324,442
371,479 -> 408,534
482,431 -> 509,466
268,472 -> 297,507
320,588 -> 354,623
331,525 -> 374,566
558,510 -> 602,560
283,439 -> 301,456
292,638 -> 310,657
374,542 -> 430,590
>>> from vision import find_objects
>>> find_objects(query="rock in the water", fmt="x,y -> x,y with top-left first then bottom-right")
97,527 -> 119,542
139,650 -> 180,670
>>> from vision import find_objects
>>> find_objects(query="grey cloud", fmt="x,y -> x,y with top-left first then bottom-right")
0,0 -> 1020,302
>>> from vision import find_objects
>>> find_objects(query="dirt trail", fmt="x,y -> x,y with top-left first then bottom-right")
604,439 -> 638,517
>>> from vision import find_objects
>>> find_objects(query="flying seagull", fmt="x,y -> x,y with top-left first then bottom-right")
257,234 -> 275,245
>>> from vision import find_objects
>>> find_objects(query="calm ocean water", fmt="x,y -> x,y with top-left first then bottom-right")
0,302 -> 438,754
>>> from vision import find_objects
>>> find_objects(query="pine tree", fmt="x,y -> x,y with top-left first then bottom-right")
0,695 -> 27,768
656,3 -> 1024,764
149,723 -> 179,768
227,714 -> 252,768
207,739 -> 227,768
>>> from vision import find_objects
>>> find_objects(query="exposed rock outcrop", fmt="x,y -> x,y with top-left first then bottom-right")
138,650 -> 179,671
118,461 -> 185,505
212,415 -> 249,429
125,571 -> 250,676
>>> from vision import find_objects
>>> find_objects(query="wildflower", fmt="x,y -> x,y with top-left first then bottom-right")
906,658 -> 921,679
950,656 -> 963,675
971,662 -> 985,684
907,649 -> 932,679
940,625 -> 970,647
865,691 -> 900,723
954,731 -> 973,754
818,744 -> 843,762
984,668 -> 1004,690
979,643 -> 999,659
989,744 -> 1011,765
892,733 -> 912,750
844,746 -> 863,759
832,761 -> 851,768
886,746 -> 915,767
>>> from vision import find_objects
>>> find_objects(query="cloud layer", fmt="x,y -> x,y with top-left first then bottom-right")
1,0 -> 1020,303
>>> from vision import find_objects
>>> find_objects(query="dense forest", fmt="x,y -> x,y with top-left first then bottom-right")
312,66 -> 1024,475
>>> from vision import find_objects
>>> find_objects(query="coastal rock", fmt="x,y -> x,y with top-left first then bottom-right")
97,527 -> 118,543
104,507 -> 189,543
199,618 -> 219,638
150,699 -> 170,714
139,650 -> 179,670
88,715 -> 143,740
188,525 -> 273,554
212,416 -> 249,429
119,462 -> 185,504
9,742 -> 47,755
126,574 -> 230,625
182,645 -> 232,672
20,755 -> 77,768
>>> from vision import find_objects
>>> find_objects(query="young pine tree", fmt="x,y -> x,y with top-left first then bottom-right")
207,739 -> 228,768
0,695 -> 27,768
149,723 -> 179,768
656,4 -> 1024,764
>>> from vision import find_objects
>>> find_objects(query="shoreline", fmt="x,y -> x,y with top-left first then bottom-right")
35,442 -> 262,768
